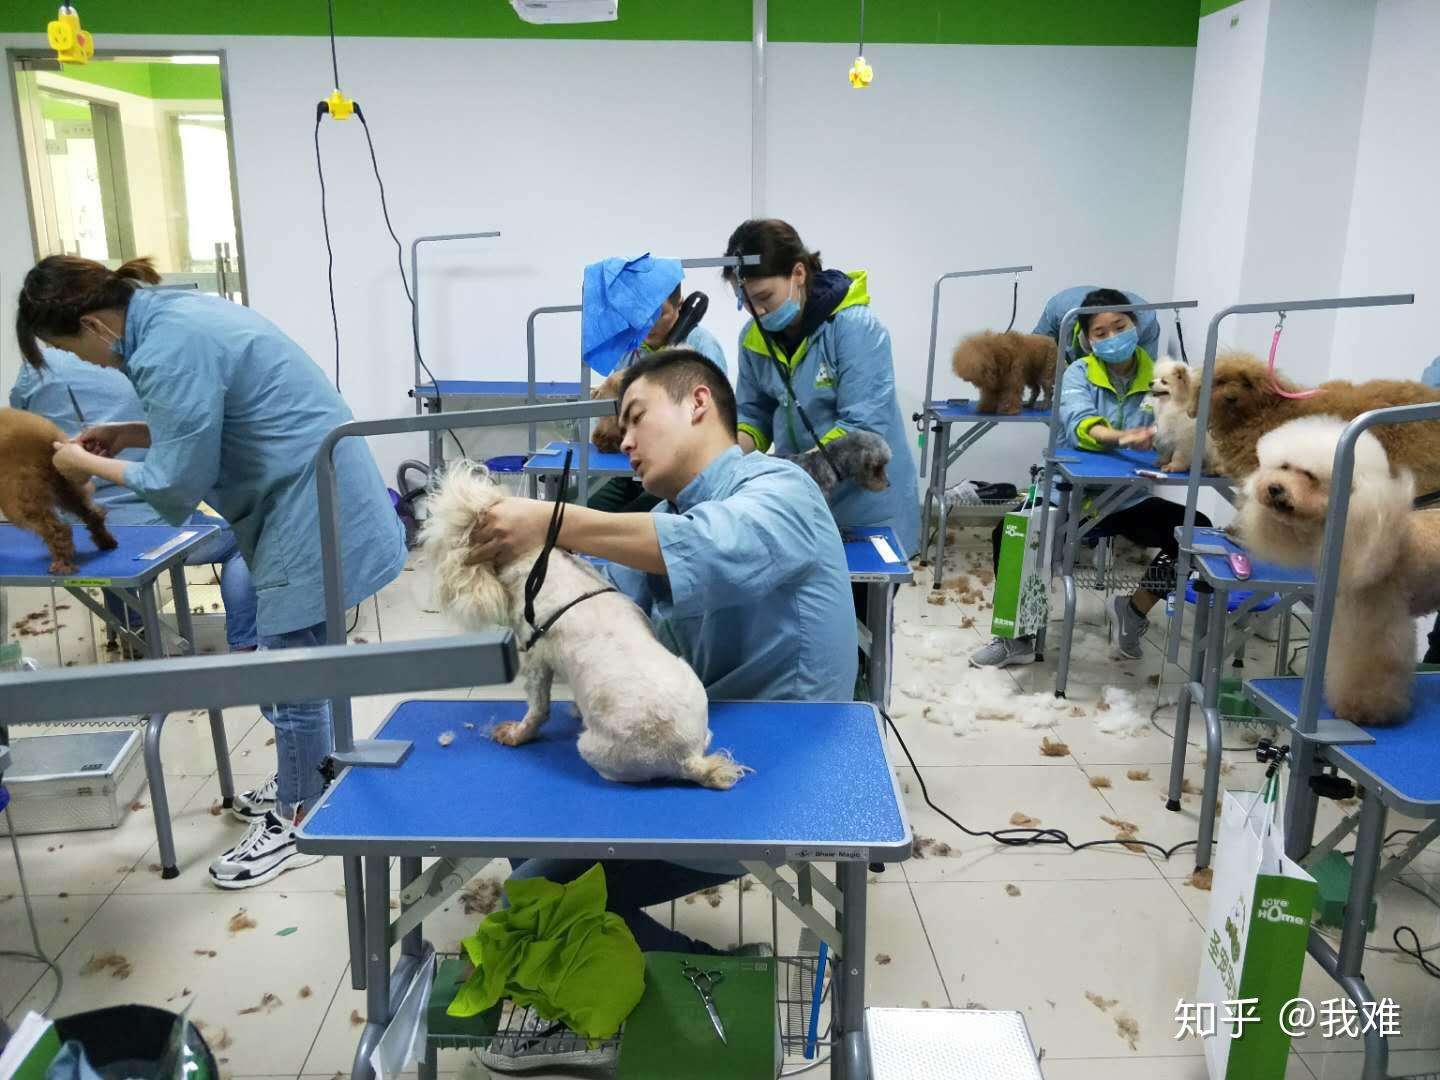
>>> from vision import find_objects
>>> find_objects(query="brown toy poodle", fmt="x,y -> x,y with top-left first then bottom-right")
1236,415 -> 1440,726
1194,352 -> 1440,493
590,369 -> 625,454
950,331 -> 1059,415
0,408 -> 117,574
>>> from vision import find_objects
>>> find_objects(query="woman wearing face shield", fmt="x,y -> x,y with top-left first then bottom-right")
721,219 -> 919,558
970,286 -> 1210,669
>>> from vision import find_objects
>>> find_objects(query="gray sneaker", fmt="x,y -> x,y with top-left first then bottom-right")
969,635 -> 1037,668
1109,596 -> 1149,659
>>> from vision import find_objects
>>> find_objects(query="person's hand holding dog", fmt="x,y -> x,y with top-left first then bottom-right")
1117,426 -> 1156,451
466,496 -> 556,567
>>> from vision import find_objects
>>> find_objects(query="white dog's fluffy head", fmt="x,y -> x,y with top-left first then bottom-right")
1239,414 -> 1412,583
418,462 -> 514,628
1149,357 -> 1197,408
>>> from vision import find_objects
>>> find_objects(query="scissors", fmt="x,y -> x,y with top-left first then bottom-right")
680,962 -> 727,1044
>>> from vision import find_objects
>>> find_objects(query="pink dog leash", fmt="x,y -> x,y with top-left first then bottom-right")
1267,312 -> 1321,400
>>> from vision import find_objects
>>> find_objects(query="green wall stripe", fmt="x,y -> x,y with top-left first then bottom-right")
769,1 -> 1200,47
2,0 -> 1198,46
1199,0 -> 1246,16
56,61 -> 221,100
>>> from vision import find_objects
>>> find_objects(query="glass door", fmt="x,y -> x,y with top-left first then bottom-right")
10,51 -> 247,302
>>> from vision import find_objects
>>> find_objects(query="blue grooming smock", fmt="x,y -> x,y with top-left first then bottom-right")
733,270 -> 919,557
115,288 -> 405,636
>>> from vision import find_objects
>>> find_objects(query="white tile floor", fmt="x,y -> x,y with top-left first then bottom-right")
2,532 -> 1438,1079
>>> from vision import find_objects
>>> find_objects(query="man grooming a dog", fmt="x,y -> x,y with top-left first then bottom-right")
468,348 -> 857,953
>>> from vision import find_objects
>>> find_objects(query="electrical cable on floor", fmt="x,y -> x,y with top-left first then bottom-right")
882,706 -> 1200,860
1147,699 -> 1268,754
1,805 -> 64,1014
346,605 -> 361,635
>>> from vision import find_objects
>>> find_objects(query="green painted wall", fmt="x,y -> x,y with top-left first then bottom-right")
2,1 -> 1199,46
56,60 -> 222,100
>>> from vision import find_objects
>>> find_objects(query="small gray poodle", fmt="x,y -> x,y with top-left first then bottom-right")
787,429 -> 891,496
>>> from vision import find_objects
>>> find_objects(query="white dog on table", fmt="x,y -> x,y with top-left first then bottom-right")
420,463 -> 750,788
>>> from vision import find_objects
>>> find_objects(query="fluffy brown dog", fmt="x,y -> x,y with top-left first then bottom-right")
0,408 -> 117,574
590,370 -> 625,454
1194,352 -> 1440,493
950,331 -> 1058,415
1235,415 -> 1440,726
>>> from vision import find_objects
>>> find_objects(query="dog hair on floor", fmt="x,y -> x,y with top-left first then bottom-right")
787,429 -> 891,496
0,407 -> 116,574
1146,358 -> 1212,473
420,463 -> 750,787
1195,352 -> 1440,493
950,331 -> 1059,415
1235,414 -> 1440,726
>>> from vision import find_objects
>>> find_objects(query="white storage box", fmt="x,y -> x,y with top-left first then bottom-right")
0,729 -> 146,835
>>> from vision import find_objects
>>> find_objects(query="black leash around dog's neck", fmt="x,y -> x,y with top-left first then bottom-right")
521,448 -> 615,652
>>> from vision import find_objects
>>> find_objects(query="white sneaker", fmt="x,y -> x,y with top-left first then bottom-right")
478,1009 -> 618,1074
229,774 -> 278,823
208,810 -> 322,890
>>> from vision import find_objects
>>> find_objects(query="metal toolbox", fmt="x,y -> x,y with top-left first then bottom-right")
0,728 -> 146,835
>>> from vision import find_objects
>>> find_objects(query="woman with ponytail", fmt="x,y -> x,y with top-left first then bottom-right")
15,255 -> 406,889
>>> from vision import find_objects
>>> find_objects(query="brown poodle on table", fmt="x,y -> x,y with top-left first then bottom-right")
1194,352 -> 1440,493
950,331 -> 1059,415
1235,415 -> 1440,727
0,407 -> 117,574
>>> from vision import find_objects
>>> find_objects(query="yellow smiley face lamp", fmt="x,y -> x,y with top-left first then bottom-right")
47,5 -> 94,65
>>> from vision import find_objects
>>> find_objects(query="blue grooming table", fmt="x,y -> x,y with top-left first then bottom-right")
297,697 -> 909,1080
413,379 -> 583,400
0,522 -> 234,878
843,527 -> 911,711
919,400 -> 1050,589
1047,448 -> 1237,698
1164,528 -> 1315,871
523,439 -> 633,477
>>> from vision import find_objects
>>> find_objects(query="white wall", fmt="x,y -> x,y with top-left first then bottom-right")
765,41 -> 1195,487
1,33 -> 1195,488
1330,0 -> 1440,382
1170,0 -> 1270,355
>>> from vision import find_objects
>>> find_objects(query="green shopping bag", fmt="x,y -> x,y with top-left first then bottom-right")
991,503 -> 1055,639
1196,778 -> 1318,1079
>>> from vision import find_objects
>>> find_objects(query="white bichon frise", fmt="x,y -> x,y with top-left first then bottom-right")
1146,357 -> 1211,473
420,464 -> 750,788
1234,414 -> 1440,726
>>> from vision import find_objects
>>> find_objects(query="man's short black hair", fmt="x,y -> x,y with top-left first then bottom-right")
618,349 -> 737,436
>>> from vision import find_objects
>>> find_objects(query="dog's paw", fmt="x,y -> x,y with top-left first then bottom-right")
491,720 -> 534,746
48,559 -> 77,575
95,532 -> 119,551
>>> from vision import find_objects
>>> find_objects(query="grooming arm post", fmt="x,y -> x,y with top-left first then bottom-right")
315,398 -> 618,766
409,231 -> 502,398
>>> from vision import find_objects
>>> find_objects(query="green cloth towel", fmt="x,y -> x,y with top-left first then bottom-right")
447,864 -> 645,1041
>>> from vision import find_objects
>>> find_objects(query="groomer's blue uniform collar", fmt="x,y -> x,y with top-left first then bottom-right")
669,445 -> 743,514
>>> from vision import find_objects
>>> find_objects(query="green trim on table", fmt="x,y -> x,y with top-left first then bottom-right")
1,0 -> 1199,45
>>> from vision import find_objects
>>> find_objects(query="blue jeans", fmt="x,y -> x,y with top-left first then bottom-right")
103,518 -> 258,651
259,621 -> 334,814
506,858 -> 738,955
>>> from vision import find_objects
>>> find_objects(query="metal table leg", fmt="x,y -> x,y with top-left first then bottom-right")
400,856 -> 440,1080
169,564 -> 236,808
865,583 -> 894,710
1053,484 -> 1084,698
1193,586 -> 1229,870
1167,582 -> 1212,816
346,856 -> 368,989
352,854 -> 393,1080
928,422 -> 952,589
834,860 -> 869,1080
423,399 -> 444,474
1326,792 -> 1390,1080
138,580 -> 181,879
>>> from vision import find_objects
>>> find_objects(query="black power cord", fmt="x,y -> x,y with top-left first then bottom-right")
311,0 -> 463,459
881,706 -> 1201,860
1395,926 -> 1440,979
1004,277 -> 1019,333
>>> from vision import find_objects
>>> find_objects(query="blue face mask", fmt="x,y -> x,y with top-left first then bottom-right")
1091,326 -> 1138,365
757,281 -> 802,332
87,319 -> 125,359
